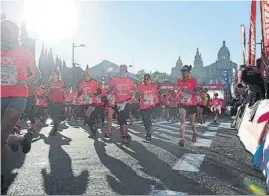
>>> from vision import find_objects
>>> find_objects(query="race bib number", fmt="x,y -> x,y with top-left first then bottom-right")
144,95 -> 154,105
181,93 -> 192,104
1,66 -> 18,85
116,101 -> 127,112
84,96 -> 92,104
196,96 -> 202,102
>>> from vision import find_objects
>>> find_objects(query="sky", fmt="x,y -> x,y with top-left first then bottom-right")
1,0 -> 262,74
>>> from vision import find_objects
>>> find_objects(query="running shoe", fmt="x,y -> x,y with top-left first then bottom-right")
178,138 -> 186,147
104,132 -> 112,138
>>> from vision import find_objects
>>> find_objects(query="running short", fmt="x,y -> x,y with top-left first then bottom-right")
1,97 -> 27,115
179,105 -> 197,115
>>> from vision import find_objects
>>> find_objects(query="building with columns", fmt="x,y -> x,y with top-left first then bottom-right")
171,40 -> 237,85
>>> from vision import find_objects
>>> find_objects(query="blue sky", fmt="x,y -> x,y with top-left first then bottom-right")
2,1 -> 262,74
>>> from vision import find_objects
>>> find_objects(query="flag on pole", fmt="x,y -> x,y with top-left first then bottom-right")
261,0 -> 269,56
248,0 -> 256,66
241,25 -> 247,65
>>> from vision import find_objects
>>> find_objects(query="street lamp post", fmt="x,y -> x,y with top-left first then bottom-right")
72,42 -> 85,85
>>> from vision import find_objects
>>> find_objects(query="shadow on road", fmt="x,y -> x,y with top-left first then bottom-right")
116,141 -> 215,195
41,133 -> 89,195
1,149 -> 26,195
94,140 -> 165,195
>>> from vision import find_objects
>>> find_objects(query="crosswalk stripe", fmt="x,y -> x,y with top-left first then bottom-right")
172,153 -> 206,172
202,131 -> 217,137
193,138 -> 212,147
219,122 -> 233,129
208,126 -> 218,131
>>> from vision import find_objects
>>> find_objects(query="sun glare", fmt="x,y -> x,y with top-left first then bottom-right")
23,0 -> 78,42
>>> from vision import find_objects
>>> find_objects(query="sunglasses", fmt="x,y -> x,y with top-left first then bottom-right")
181,69 -> 189,72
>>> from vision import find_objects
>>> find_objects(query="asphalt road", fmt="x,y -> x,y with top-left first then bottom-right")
2,117 -> 266,195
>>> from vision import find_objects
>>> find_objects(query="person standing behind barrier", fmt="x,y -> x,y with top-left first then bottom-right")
136,74 -> 158,141
177,65 -> 198,147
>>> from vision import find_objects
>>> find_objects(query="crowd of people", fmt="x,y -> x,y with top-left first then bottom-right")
1,19 -> 228,185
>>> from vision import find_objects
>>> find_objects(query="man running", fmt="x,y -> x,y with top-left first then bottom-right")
106,65 -> 136,144
1,19 -> 41,183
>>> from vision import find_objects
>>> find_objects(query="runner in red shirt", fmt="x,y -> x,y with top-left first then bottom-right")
136,74 -> 158,141
47,70 -> 69,135
25,82 -> 39,129
106,65 -> 136,144
96,82 -> 107,127
1,19 -> 41,184
64,88 -> 72,120
210,93 -> 222,123
35,84 -> 48,127
78,70 -> 101,138
195,86 -> 206,124
167,90 -> 179,123
177,65 -> 198,147
70,86 -> 79,120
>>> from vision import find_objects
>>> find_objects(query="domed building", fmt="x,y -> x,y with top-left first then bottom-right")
170,56 -> 183,81
207,41 -> 237,84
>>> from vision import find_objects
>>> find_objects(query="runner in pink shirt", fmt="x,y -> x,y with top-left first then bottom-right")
78,70 -> 101,138
136,74 -> 158,141
64,89 -> 72,120
195,86 -> 206,124
177,65 -> 198,147
210,93 -> 222,122
105,65 -> 136,145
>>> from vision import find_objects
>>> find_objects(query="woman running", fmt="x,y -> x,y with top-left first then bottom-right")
47,70 -> 69,135
136,74 -> 158,141
195,86 -> 206,124
177,65 -> 198,147
1,19 -> 41,183
210,93 -> 222,123
78,70 -> 101,138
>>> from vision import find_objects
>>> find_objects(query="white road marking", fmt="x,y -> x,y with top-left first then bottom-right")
202,131 -> 217,137
128,128 -> 140,134
193,138 -> 212,147
154,124 -> 179,132
208,126 -> 218,131
219,122 -> 233,129
172,153 -> 206,172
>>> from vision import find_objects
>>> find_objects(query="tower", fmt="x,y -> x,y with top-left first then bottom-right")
194,48 -> 203,68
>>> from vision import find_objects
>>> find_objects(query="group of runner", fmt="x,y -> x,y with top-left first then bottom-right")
1,19 -> 227,185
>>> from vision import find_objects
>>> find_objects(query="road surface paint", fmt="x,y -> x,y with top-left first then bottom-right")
172,153 -> 206,172
208,126 -> 219,131
219,123 -> 233,129
202,131 -> 217,137
149,190 -> 187,195
193,138 -> 213,147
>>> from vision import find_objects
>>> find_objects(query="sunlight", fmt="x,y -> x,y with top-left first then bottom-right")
23,0 -> 78,42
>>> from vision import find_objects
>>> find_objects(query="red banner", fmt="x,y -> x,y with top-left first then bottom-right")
241,25 -> 247,65
249,0 -> 256,66
261,0 -> 269,56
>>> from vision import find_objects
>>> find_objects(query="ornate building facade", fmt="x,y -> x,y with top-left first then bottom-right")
170,41 -> 237,86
